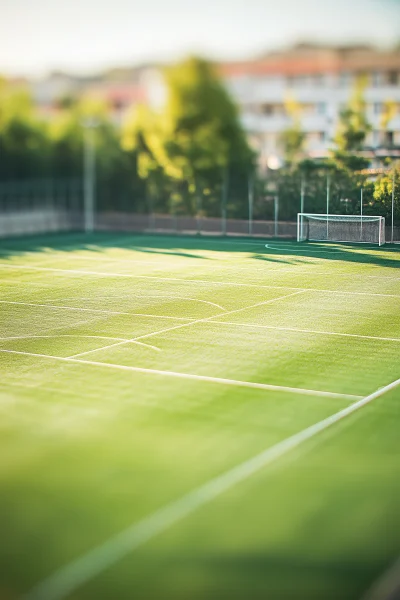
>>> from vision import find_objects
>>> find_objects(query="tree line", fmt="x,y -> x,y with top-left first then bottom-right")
0,60 -> 398,223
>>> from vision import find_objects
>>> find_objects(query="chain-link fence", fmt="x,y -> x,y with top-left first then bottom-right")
0,179 -> 83,237
0,178 -> 399,243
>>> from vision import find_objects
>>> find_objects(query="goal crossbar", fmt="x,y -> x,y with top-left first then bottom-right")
297,213 -> 385,245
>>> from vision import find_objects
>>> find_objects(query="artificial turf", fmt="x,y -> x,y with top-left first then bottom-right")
0,233 -> 399,600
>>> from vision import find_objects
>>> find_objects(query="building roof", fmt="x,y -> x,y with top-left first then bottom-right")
219,44 -> 400,77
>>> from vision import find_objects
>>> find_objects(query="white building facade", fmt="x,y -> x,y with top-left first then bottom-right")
220,44 -> 400,167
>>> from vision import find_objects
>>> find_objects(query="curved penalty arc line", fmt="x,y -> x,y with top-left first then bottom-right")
50,294 -> 227,311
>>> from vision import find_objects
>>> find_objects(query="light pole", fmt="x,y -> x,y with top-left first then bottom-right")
360,186 -> 363,241
82,118 -> 99,234
265,181 -> 279,238
326,171 -> 330,240
266,155 -> 282,239
300,172 -> 305,215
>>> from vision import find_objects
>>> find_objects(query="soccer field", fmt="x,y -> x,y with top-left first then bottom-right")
0,233 -> 399,600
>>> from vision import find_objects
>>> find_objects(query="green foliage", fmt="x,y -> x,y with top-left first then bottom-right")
373,163 -> 400,223
0,81 -> 50,179
331,76 -> 371,173
280,127 -> 305,166
334,76 -> 371,154
0,83 -> 146,211
121,57 -> 254,216
281,94 -> 305,166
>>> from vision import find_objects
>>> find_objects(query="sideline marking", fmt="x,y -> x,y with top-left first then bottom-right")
23,375 -> 400,600
265,244 -> 344,254
0,263 -> 399,298
0,334 -> 161,353
52,294 -> 226,312
362,556 -> 400,600
0,348 -> 360,400
68,291 -> 305,358
0,300 -> 194,321
211,321 -> 400,344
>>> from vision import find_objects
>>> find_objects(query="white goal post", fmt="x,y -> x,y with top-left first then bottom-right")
297,214 -> 385,246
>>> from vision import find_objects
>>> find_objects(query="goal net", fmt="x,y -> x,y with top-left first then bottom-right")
297,214 -> 385,245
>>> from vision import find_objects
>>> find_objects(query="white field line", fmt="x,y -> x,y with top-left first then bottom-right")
265,245 -> 346,254
264,243 -> 398,253
1,263 -> 399,298
0,334 -> 161,353
51,294 -> 226,311
8,251 -> 400,280
23,376 -> 400,600
6,249 -> 398,280
361,556 -> 400,600
2,261 -> 399,283
1,334 -> 130,342
67,291 -> 305,359
0,300 -> 194,321
211,322 -> 400,344
266,242 -> 400,251
0,348 -> 360,400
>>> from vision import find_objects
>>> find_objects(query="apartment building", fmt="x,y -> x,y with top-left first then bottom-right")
220,43 -> 400,168
29,66 -> 158,124
23,43 -> 400,168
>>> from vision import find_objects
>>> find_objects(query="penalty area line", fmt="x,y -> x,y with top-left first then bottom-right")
23,374 -> 400,600
0,348 -> 357,399
1,263 -> 399,298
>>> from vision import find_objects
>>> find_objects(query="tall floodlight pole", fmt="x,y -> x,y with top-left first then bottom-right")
326,171 -> 330,240
248,173 -> 254,236
83,118 -> 98,234
392,166 -> 395,244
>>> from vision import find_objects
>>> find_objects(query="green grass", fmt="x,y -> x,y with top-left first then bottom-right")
0,233 -> 399,600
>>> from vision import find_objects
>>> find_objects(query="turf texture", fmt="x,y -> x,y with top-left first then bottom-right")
0,233 -> 399,600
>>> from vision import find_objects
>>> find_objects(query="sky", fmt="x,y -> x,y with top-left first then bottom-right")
1,0 -> 399,77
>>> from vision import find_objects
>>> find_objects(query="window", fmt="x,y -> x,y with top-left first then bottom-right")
385,131 -> 394,146
371,72 -> 381,87
287,75 -> 307,87
319,131 -> 327,143
312,74 -> 324,87
388,71 -> 398,86
338,72 -> 351,87
374,102 -> 382,115
372,130 -> 380,147
316,102 -> 327,115
261,104 -> 274,116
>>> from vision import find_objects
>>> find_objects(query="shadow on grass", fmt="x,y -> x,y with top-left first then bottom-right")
0,231 -> 399,270
164,550 -> 384,600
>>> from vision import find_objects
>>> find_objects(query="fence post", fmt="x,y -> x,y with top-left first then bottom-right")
248,174 -> 254,236
221,167 -> 229,236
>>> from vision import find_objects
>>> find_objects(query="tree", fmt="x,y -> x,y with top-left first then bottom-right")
121,104 -> 167,213
280,94 -> 305,166
0,80 -> 50,180
332,75 -> 371,171
122,57 -> 254,217
373,162 -> 400,225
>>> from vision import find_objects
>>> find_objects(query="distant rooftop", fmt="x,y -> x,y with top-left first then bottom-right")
220,42 -> 400,77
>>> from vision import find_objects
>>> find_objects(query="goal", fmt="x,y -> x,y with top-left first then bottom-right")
297,214 -> 385,246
